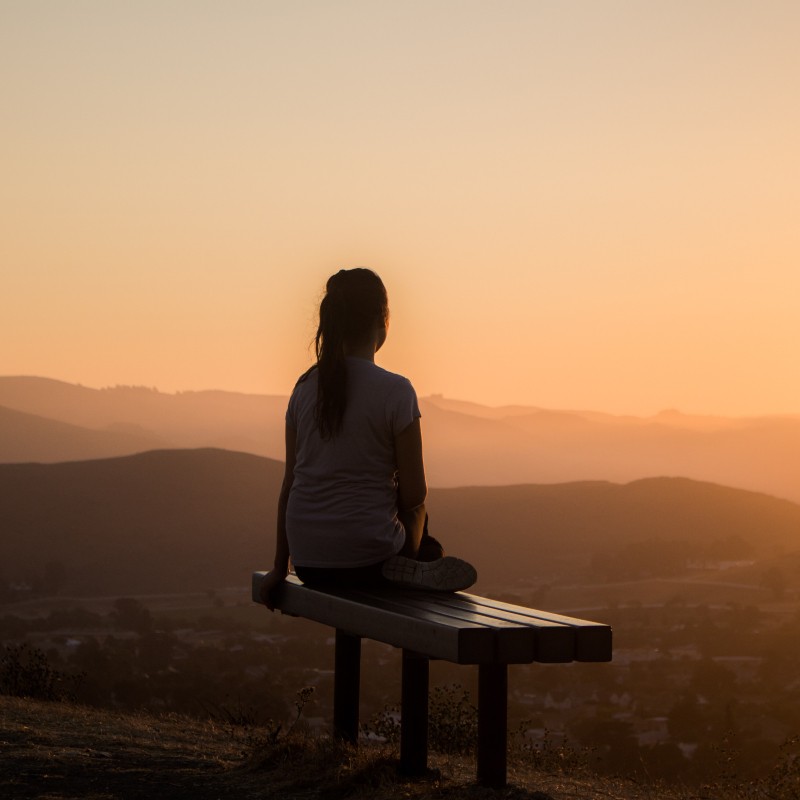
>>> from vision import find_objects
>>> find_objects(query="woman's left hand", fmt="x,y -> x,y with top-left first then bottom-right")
259,570 -> 287,611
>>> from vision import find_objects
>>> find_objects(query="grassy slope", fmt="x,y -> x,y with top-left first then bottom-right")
1,695 -> 691,800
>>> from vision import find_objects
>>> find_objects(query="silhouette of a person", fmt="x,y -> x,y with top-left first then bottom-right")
260,268 -> 476,609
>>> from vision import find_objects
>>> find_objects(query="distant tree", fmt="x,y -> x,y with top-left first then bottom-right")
570,717 -> 639,775
757,648 -> 799,690
111,598 -> 152,634
668,693 -> 705,742
690,659 -> 737,700
43,559 -> 67,596
700,534 -> 755,562
761,567 -> 787,600
138,631 -> 176,674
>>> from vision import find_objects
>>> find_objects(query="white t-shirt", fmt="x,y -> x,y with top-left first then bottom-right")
285,357 -> 421,568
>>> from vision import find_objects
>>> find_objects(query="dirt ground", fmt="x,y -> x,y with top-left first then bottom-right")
0,695 -> 703,800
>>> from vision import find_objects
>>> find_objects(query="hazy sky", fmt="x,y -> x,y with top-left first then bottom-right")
3,1 -> 799,416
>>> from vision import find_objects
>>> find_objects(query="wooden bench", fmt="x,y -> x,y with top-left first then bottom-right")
252,572 -> 612,787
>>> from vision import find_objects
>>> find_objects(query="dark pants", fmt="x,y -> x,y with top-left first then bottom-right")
295,514 -> 444,589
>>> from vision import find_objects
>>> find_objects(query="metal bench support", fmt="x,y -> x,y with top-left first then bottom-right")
400,650 -> 429,776
333,629 -> 361,743
477,662 -> 508,787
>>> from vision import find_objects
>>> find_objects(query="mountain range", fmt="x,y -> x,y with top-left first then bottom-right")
3,376 -> 800,503
2,448 -> 799,596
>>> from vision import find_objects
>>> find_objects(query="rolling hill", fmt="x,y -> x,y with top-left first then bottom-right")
3,376 -> 800,504
2,449 -> 799,597
0,376 -> 287,460
0,404 -> 166,463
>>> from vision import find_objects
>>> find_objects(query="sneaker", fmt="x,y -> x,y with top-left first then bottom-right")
382,555 -> 477,592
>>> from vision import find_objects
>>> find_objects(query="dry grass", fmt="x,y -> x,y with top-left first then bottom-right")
0,695 -> 739,800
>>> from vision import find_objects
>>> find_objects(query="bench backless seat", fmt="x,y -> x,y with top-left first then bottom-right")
253,572 -> 612,787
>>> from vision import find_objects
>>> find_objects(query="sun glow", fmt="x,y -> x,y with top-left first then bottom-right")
2,1 -> 799,416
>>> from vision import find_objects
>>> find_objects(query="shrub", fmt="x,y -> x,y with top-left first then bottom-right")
365,683 -> 478,755
513,724 -> 594,775
0,643 -> 83,702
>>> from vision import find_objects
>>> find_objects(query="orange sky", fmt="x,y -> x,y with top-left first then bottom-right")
2,1 -> 799,416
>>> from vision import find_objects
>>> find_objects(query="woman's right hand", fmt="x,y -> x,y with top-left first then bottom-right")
259,570 -> 287,611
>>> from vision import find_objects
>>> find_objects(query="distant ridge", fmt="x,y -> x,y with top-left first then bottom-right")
0,449 -> 283,596
0,376 -> 287,462
4,376 -> 800,503
0,404 -> 166,463
2,448 -> 799,596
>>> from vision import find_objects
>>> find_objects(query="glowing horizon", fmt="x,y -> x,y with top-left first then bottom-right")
3,2 -> 799,418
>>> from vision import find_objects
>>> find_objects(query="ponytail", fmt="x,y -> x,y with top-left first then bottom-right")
315,279 -> 348,439
314,268 -> 388,439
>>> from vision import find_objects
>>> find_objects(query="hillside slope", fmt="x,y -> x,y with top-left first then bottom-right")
0,695 -> 684,800
2,449 -> 799,595
0,376 -> 287,460
0,449 -> 283,595
0,404 -> 166,463
4,376 -> 800,504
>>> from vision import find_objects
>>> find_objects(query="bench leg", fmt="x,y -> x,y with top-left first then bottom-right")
333,629 -> 361,744
399,649 -> 429,776
477,663 -> 508,788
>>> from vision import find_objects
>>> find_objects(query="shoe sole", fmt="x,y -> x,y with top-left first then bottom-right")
382,555 -> 477,592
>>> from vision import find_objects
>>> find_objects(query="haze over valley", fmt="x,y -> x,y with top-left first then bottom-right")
3,376 -> 800,599
4,378 -> 800,786
3,376 -> 800,503
3,447 -> 800,598
4,445 -> 800,786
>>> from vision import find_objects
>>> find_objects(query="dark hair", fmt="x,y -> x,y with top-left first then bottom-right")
314,268 -> 388,439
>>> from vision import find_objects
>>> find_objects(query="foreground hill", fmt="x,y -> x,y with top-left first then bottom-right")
4,376 -> 800,503
2,449 -> 799,596
0,449 -> 283,596
0,695 -> 691,800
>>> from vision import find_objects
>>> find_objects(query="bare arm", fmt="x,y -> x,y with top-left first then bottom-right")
394,417 -> 427,558
259,421 -> 297,610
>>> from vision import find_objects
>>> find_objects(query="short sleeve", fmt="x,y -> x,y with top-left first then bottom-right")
286,390 -> 297,429
286,367 -> 316,430
388,377 -> 421,436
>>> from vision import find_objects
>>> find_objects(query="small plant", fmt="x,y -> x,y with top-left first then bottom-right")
0,643 -> 83,702
202,695 -> 267,730
364,683 -> 477,755
242,686 -> 318,769
513,723 -> 594,775
711,728 -> 742,786
761,735 -> 800,799
428,684 -> 477,754
202,684 -> 314,739
289,686 -> 315,735
363,703 -> 401,745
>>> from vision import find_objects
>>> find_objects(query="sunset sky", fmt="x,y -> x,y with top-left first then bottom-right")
2,1 -> 799,416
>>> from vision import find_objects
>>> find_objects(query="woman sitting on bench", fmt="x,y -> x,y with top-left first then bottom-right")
261,268 -> 476,609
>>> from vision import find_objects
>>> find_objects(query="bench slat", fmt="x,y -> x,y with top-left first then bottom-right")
344,588 -> 536,663
389,591 -> 577,663
356,588 -> 572,663
457,592 -> 613,662
255,574 -> 493,663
